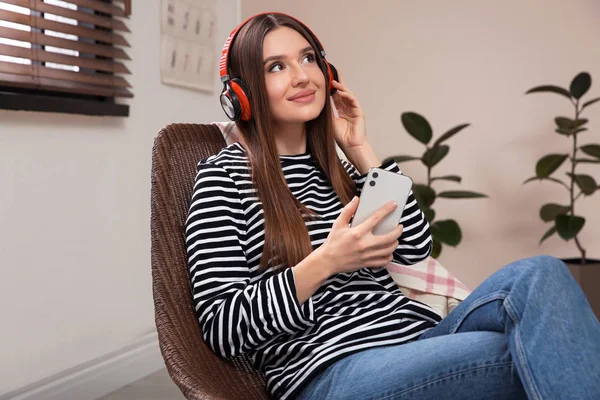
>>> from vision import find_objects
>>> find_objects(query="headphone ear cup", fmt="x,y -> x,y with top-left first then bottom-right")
326,62 -> 339,95
230,78 -> 251,121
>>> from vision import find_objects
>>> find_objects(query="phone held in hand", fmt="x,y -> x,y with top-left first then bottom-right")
349,167 -> 413,235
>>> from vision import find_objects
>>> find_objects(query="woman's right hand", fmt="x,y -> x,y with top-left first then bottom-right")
318,196 -> 404,275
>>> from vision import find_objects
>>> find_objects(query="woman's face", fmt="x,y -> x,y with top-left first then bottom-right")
262,26 -> 327,127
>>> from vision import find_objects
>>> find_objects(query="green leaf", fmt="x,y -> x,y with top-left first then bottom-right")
555,117 -> 575,129
431,239 -> 442,259
433,123 -> 470,146
555,128 -> 571,136
431,219 -> 462,247
572,127 -> 588,135
383,156 -> 420,165
525,85 -> 572,100
422,145 -> 449,168
413,184 -> 436,208
580,144 -> 600,158
539,226 -> 557,244
574,158 -> 600,164
545,177 -> 569,187
422,208 -> 435,223
431,175 -> 462,183
582,96 -> 600,111
540,203 -> 570,222
401,112 -> 432,145
566,173 -> 597,195
437,190 -> 488,199
535,154 -> 569,178
523,176 -> 539,184
570,72 -> 591,99
555,215 -> 585,240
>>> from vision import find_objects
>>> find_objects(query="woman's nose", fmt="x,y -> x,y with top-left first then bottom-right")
290,64 -> 309,86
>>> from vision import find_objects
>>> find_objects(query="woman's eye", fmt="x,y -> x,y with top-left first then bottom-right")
268,63 -> 283,73
303,53 -> 316,63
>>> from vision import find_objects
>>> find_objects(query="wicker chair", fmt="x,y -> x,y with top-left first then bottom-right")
151,123 -> 270,400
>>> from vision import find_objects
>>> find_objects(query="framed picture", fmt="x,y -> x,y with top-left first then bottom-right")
160,0 -> 216,92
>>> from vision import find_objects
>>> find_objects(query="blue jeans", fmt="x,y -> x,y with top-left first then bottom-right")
296,256 -> 600,399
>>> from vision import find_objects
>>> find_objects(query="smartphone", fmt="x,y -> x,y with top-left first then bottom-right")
349,167 -> 413,235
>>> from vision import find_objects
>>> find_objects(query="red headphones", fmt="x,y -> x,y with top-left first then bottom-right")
219,12 -> 339,121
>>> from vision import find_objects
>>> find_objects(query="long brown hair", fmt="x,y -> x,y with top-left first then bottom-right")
229,13 -> 357,271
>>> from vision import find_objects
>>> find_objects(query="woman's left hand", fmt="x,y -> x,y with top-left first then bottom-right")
331,78 -> 368,152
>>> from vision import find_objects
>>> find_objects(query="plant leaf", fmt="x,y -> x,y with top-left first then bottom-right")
580,144 -> 600,158
572,127 -> 588,135
383,155 -> 420,165
539,226 -> 557,244
566,173 -> 597,195
574,158 -> 600,164
570,72 -> 591,99
555,127 -> 571,136
433,123 -> 470,146
555,215 -> 585,240
431,175 -> 462,183
422,208 -> 435,223
437,190 -> 488,199
431,239 -> 442,259
582,97 -> 600,111
523,176 -> 539,184
525,85 -> 572,100
555,117 -> 575,129
412,184 -> 436,208
545,177 -> 569,187
431,219 -> 462,247
422,145 -> 450,168
401,112 -> 432,145
535,154 -> 569,178
540,203 -> 570,222
575,119 -> 589,128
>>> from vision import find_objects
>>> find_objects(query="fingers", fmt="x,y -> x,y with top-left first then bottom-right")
371,225 -> 403,250
334,196 -> 359,228
355,201 -> 398,234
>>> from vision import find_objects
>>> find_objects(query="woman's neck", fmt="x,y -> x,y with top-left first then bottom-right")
274,122 -> 307,156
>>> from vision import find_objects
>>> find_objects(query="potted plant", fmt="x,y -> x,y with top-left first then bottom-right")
524,71 -> 600,317
383,112 -> 488,259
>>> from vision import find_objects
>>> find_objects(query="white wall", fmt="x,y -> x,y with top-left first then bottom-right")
0,0 -> 238,394
243,0 -> 600,288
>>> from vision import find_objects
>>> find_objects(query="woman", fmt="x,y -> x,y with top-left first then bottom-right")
185,12 -> 600,400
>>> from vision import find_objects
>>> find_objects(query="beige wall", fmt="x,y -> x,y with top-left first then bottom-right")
242,1 -> 600,288
0,0 -> 239,394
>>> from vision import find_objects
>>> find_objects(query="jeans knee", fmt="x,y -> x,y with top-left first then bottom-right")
526,255 -> 569,279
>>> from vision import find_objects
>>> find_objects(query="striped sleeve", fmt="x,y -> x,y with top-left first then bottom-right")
185,162 -> 316,359
341,158 -> 432,265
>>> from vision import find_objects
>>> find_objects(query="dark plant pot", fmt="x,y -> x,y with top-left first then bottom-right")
560,258 -> 600,321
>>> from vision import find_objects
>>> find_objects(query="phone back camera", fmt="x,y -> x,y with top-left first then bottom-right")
369,181 -> 376,187
372,172 -> 379,178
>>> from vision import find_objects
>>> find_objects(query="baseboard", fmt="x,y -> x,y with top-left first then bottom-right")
0,331 -> 166,400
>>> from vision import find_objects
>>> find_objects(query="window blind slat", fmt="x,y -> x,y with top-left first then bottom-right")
0,43 -> 130,73
58,0 -> 126,18
0,9 -> 130,46
35,0 -> 130,32
0,71 -> 133,98
0,26 -> 131,59
1,59 -> 131,89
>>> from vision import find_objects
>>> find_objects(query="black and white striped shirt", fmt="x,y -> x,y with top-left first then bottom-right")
185,142 -> 441,399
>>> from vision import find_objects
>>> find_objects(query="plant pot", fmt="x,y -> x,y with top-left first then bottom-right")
560,258 -> 600,321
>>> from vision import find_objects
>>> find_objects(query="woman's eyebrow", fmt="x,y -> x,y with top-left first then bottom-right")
263,46 -> 314,65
